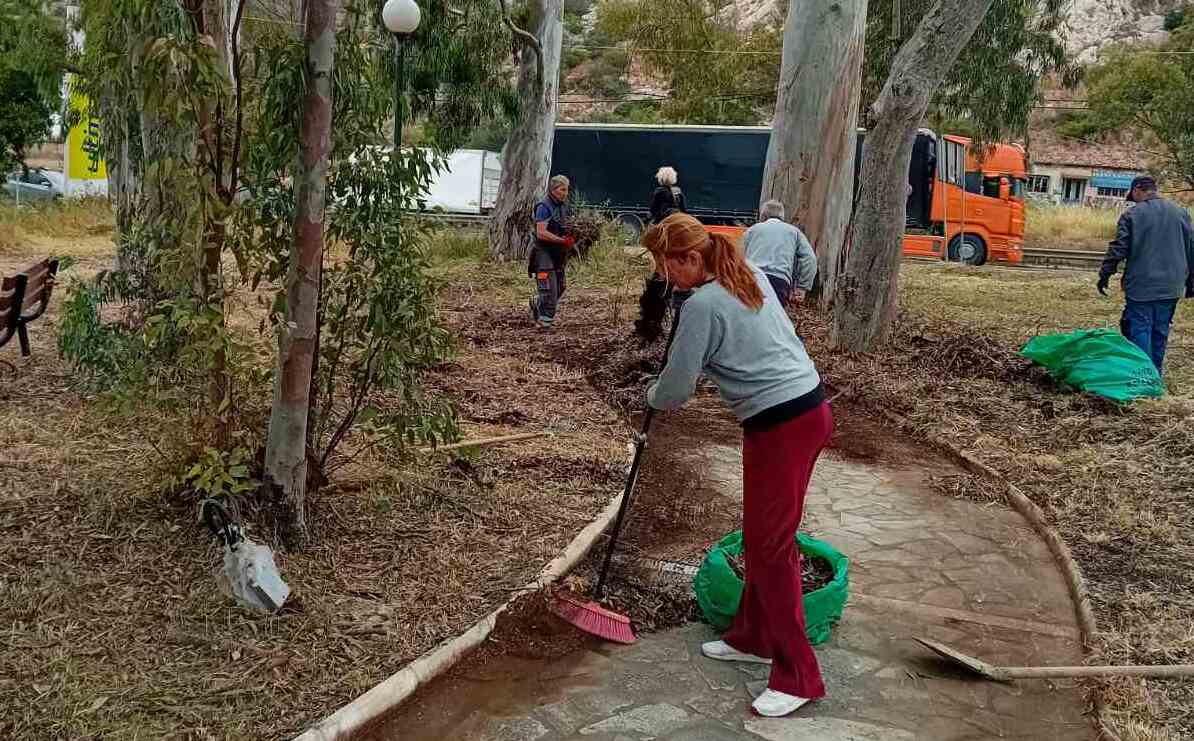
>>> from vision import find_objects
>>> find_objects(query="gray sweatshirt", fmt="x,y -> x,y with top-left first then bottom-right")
743,218 -> 817,290
647,266 -> 822,421
1100,196 -> 1194,302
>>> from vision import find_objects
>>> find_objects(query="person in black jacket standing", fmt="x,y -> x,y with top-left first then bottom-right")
649,166 -> 687,224
636,166 -> 690,341
1098,175 -> 1194,372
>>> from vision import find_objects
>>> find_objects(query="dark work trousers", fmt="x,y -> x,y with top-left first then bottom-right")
765,273 -> 792,308
1121,298 -> 1179,372
530,247 -> 567,326
764,273 -> 801,337
722,402 -> 833,699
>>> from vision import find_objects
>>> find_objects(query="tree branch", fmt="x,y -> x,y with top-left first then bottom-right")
320,343 -> 382,470
229,0 -> 247,195
496,0 -> 543,87
215,97 -> 225,191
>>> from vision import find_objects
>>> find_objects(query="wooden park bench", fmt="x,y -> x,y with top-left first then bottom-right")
1,258 -> 60,360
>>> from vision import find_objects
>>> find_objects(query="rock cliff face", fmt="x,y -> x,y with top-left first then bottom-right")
727,0 -> 1183,65
1061,0 -> 1181,64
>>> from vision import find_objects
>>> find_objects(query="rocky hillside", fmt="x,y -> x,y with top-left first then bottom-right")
1062,0 -> 1184,63
728,0 -> 1184,65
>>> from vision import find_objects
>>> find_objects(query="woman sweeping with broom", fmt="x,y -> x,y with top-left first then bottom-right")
643,212 -> 832,718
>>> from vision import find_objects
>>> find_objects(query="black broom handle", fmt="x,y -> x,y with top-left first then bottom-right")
595,302 -> 684,597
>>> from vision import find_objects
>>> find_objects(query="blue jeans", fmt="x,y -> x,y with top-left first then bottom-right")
1121,299 -> 1178,372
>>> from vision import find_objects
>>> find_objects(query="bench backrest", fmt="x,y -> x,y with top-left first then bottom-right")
0,273 -> 28,349
18,258 -> 59,323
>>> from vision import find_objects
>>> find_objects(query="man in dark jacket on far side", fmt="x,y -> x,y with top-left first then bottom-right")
1098,175 -> 1194,372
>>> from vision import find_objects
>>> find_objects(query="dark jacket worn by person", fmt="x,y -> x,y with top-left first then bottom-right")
1100,196 -> 1194,302
649,186 -> 687,224
532,195 -> 570,268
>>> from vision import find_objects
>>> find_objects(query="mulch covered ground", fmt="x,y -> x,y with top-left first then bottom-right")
0,247 -> 633,739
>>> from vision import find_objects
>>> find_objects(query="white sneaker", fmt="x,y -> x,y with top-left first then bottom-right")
752,689 -> 811,717
700,640 -> 772,665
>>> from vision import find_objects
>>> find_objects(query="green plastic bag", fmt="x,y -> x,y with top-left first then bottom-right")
693,531 -> 850,645
1021,328 -> 1163,403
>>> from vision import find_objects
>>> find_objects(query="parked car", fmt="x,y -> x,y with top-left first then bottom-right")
4,168 -> 66,201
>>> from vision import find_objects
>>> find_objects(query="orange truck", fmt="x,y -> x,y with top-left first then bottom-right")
900,132 -> 1027,265
711,130 -> 1027,265
551,124 -> 1027,266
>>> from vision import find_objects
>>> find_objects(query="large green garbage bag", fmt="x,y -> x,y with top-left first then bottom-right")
693,531 -> 849,645
1020,328 -> 1163,403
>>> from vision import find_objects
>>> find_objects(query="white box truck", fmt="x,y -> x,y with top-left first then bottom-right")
423,149 -> 501,215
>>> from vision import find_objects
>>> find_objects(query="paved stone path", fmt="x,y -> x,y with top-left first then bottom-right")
373,438 -> 1093,740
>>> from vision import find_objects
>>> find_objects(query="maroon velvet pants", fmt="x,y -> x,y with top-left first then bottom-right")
721,402 -> 833,698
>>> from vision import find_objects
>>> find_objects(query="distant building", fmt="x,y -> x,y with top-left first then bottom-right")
1026,134 -> 1147,208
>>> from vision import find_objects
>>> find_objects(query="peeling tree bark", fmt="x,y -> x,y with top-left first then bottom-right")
831,0 -> 994,351
761,0 -> 867,307
486,0 -> 562,261
264,0 -> 340,549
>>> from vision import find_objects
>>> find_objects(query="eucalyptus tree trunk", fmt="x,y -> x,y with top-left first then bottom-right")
761,0 -> 867,306
831,0 -> 994,351
134,100 -> 194,286
264,0 -> 340,549
107,109 -> 136,251
487,0 -> 563,261
208,0 -> 243,81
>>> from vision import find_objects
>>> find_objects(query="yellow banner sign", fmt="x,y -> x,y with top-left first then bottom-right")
66,77 -> 106,181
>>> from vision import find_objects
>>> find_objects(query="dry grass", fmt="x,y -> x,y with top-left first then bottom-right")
802,261 -> 1194,740
0,214 -> 646,739
899,264 -> 1194,392
1025,201 -> 1194,253
24,142 -> 64,171
0,197 -> 114,260
1026,203 -> 1121,251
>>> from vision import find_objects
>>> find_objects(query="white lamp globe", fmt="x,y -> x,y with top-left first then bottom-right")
382,0 -> 421,34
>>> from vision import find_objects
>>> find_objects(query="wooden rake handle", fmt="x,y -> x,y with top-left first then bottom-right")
1000,664 -> 1194,680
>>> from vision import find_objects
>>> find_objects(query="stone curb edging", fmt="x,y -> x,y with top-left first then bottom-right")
291,490 -> 627,741
872,406 -> 1120,741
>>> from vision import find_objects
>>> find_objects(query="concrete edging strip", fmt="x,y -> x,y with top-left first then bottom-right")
292,491 -> 626,741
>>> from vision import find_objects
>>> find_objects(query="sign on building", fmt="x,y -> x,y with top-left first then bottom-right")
1091,170 -> 1138,191
64,75 -> 108,197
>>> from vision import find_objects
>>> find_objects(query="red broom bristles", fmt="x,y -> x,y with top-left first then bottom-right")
548,592 -> 636,644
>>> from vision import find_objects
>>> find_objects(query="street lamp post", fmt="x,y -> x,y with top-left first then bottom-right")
382,0 -> 421,151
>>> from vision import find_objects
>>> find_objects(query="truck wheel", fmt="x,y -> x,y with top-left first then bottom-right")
948,234 -> 987,265
617,213 -> 644,245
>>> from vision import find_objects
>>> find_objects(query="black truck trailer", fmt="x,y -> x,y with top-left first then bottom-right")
549,123 -> 868,239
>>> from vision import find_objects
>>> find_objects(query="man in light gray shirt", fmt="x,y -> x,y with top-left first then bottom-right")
742,200 -> 817,307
